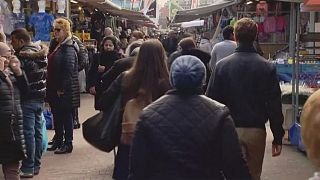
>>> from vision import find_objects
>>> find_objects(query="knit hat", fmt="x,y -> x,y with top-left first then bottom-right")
170,55 -> 206,91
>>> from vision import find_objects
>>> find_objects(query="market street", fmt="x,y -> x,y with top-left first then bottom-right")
0,94 -> 317,180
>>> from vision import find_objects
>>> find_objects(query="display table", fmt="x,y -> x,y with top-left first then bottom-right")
276,64 -> 320,87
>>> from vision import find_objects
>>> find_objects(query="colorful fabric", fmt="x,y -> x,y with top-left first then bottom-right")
263,16 -> 276,33
275,16 -> 287,32
11,13 -> 26,29
29,13 -> 54,41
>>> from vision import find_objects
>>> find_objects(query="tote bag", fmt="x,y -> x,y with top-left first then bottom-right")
83,94 -> 122,152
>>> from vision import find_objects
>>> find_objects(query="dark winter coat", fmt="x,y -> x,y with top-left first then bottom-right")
49,35 -> 89,72
15,44 -> 48,102
0,71 -> 28,164
100,56 -> 135,92
46,37 -> 80,109
87,51 -> 121,110
129,89 -> 251,180
206,43 -> 285,145
98,72 -> 171,179
87,51 -> 122,89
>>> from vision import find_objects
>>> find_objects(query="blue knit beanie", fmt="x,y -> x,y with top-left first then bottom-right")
170,55 -> 206,91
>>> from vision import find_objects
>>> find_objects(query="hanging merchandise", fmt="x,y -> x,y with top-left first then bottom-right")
11,0 -> 26,29
29,0 -> 54,41
0,0 -> 14,35
29,12 -> 54,41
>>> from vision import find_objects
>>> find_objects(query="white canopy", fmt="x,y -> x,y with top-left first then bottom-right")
173,0 -> 239,23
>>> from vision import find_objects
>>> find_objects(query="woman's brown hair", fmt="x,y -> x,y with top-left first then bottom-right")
124,39 -> 169,99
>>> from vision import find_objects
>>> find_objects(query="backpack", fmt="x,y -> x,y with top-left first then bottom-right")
120,90 -> 150,145
72,36 -> 89,72
58,36 -> 89,72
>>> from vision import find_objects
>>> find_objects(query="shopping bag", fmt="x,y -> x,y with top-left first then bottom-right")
43,109 -> 53,130
41,113 -> 48,152
82,94 -> 122,152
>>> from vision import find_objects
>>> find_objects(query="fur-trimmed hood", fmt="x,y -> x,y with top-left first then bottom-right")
16,44 -> 49,60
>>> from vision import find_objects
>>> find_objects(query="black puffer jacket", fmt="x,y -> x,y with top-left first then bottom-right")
46,37 -> 80,109
129,89 -> 251,180
0,71 -> 28,164
15,44 -> 48,101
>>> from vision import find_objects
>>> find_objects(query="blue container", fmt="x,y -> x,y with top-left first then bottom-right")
288,122 -> 306,152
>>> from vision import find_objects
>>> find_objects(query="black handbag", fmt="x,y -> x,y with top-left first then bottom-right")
83,94 -> 122,152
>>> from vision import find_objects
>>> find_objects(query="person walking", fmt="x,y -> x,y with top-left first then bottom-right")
87,36 -> 122,110
0,42 -> 28,180
168,37 -> 211,90
129,55 -> 251,180
98,39 -> 171,179
10,28 -> 48,178
206,18 -> 284,180
209,25 -> 237,72
46,18 -> 80,154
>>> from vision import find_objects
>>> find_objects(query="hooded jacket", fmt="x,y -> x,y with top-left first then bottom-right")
15,44 -> 48,101
46,37 -> 80,109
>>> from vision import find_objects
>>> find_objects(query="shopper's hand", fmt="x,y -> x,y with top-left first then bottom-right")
98,65 -> 105,73
272,144 -> 282,157
57,90 -> 64,97
89,86 -> 96,95
8,55 -> 22,76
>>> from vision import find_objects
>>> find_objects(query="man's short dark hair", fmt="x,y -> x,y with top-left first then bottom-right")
11,28 -> 31,42
234,18 -> 257,44
222,25 -> 234,40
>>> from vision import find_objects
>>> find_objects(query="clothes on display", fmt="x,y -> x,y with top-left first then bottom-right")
29,12 -> 54,41
0,0 -> 14,34
11,13 -> 26,29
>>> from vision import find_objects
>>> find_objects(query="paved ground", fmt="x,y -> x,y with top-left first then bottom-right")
0,94 -> 317,179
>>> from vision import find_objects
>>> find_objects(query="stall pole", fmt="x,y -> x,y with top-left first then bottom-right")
289,2 -> 297,121
66,0 -> 71,19
294,4 -> 301,121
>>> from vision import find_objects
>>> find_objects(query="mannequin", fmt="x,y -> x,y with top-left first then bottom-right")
38,0 -> 46,13
12,0 -> 26,29
29,0 -> 54,41
12,0 -> 21,14
57,0 -> 66,14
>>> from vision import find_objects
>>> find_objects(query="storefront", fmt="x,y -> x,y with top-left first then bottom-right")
0,0 -> 156,44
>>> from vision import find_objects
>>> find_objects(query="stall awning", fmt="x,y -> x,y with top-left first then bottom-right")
304,0 -> 320,5
77,0 -> 122,11
78,0 -> 156,26
173,0 -> 239,23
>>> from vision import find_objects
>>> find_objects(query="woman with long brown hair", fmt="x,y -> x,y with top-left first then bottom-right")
98,39 -> 171,179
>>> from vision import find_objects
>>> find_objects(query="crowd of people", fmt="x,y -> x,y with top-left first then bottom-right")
0,17 -> 319,180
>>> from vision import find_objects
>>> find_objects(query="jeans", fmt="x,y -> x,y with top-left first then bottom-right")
21,101 -> 44,174
52,107 -> 73,144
